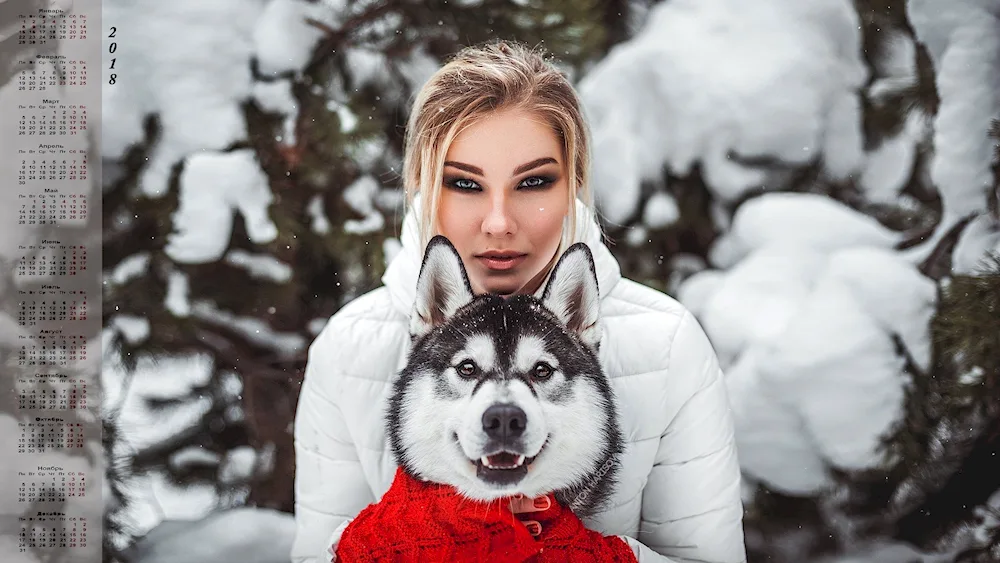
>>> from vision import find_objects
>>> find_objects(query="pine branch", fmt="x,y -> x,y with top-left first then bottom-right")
879,255 -> 1000,550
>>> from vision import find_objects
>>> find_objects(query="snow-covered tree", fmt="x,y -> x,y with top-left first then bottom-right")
578,0 -> 999,561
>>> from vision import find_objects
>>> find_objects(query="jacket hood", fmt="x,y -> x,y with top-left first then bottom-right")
381,197 -> 623,318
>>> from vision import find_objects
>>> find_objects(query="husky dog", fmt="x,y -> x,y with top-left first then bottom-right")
386,235 -> 625,517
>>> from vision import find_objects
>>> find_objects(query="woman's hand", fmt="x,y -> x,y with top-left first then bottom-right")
509,493 -> 552,537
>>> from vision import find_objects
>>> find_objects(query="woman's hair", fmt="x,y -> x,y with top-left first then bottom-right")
401,39 -> 594,254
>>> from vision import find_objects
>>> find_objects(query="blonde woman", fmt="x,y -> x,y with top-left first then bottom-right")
292,40 -> 747,563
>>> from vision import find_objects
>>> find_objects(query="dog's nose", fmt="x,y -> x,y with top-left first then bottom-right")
482,404 -> 527,442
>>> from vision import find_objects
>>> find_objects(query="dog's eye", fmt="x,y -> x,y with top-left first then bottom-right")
532,362 -> 553,379
456,360 -> 478,378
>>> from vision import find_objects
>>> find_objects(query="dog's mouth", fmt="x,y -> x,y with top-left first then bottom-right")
478,451 -> 534,470
473,450 -> 534,485
466,438 -> 549,486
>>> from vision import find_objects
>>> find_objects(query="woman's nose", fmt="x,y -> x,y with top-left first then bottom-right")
482,196 -> 517,237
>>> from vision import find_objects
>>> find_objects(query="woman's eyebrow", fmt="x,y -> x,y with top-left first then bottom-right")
443,157 -> 558,176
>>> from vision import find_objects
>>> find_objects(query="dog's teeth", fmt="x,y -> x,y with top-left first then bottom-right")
480,454 -> 526,469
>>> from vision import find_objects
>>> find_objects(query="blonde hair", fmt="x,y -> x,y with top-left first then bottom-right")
401,39 -> 595,256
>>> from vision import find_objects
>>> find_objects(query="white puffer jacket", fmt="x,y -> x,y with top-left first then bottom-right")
291,200 -> 747,563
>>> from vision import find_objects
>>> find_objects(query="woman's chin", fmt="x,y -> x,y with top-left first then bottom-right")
471,277 -> 522,297
480,284 -> 522,297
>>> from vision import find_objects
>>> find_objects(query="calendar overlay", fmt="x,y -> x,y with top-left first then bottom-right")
17,240 -> 88,281
16,59 -> 89,94
1,0 -> 102,561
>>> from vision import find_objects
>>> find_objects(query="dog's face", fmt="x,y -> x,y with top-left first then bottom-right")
386,236 -> 622,504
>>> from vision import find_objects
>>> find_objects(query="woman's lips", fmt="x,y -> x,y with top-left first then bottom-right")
476,254 -> 527,271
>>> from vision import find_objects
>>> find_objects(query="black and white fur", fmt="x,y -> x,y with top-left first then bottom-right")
386,235 -> 625,517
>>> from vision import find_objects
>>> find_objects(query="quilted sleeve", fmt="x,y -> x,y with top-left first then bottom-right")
638,310 -> 747,563
290,327 -> 376,563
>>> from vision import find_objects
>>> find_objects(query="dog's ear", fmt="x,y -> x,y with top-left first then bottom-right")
541,242 -> 601,349
410,235 -> 475,339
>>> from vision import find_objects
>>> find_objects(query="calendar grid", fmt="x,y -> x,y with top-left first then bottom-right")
17,242 -> 88,279
18,13 -> 88,46
17,376 -> 89,411
16,59 -> 88,93
3,0 -> 103,560
18,103 -> 88,136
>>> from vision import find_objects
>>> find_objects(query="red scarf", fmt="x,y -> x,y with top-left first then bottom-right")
335,467 -> 637,562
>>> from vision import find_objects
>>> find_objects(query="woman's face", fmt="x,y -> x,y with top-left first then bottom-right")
436,108 -> 570,297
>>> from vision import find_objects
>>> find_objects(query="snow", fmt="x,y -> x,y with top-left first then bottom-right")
165,150 -> 278,264
697,245 -> 826,367
307,195 -> 332,235
102,350 -> 220,536
169,447 -> 222,472
822,248 -> 937,371
755,252 -> 922,471
345,47 -> 394,92
642,192 -> 680,229
102,0 -> 353,268
308,317 -> 330,336
218,446 -> 259,485
124,507 -> 296,563
708,193 -> 902,269
191,301 -> 307,357
725,350 -> 833,494
111,252 -> 152,286
578,0 -> 868,223
925,18 -> 1000,218
252,79 -> 299,145
867,31 -> 919,102
225,250 -> 294,283
110,314 -> 152,345
903,0 -> 1000,264
342,175 -> 385,235
335,103 -> 359,133
148,469 -> 222,521
253,0 -> 338,77
684,195 -> 936,494
624,225 -> 649,247
165,270 -> 192,317
116,381 -> 214,453
819,540 -> 954,563
674,269 -> 725,318
101,0 -> 269,192
394,44 -> 443,97
859,111 -> 928,203
345,136 -> 388,172
951,213 -> 1000,274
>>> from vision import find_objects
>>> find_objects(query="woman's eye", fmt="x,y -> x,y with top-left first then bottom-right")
456,360 -> 478,378
520,176 -> 554,189
532,362 -> 553,379
448,178 -> 480,191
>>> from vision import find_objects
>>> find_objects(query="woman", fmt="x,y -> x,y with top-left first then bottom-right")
291,40 -> 746,563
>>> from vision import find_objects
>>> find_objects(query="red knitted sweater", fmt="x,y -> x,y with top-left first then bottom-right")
335,467 -> 637,562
